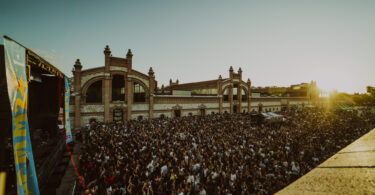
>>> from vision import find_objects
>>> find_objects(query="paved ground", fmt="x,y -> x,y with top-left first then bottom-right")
277,128 -> 375,194
56,138 -> 82,195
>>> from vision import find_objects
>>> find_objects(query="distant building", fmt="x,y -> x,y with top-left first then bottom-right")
367,86 -> 375,96
70,46 -> 312,128
251,82 -> 318,98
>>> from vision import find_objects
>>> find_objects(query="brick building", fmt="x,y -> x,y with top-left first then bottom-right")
70,46 -> 313,128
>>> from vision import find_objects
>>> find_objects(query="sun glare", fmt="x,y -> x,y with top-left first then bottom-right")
314,73 -> 348,96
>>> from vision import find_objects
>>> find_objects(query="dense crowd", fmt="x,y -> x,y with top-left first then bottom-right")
77,108 -> 375,195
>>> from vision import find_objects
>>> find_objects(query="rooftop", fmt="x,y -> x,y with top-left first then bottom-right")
166,79 -> 220,89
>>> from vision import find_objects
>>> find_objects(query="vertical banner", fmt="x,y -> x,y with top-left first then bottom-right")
4,38 -> 40,194
64,77 -> 73,143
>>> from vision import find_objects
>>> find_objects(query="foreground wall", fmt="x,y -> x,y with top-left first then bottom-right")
277,128 -> 375,194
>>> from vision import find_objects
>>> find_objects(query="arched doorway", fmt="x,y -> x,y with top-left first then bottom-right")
200,109 -> 205,116
172,105 -> 182,118
258,104 -> 263,113
85,80 -> 102,103
174,110 -> 181,118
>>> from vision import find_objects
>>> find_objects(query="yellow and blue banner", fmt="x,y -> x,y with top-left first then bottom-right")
64,77 -> 73,143
4,38 -> 40,195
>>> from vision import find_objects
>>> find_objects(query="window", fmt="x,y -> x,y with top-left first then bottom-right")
200,109 -> 205,116
134,83 -> 146,102
137,115 -> 143,120
113,109 -> 123,121
188,112 -> 193,116
112,75 -> 125,101
174,110 -> 181,118
241,89 -> 247,101
86,80 -> 102,103
160,114 -> 165,119
223,88 -> 229,102
233,87 -> 238,100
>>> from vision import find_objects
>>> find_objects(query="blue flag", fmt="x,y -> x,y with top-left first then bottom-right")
64,77 -> 73,143
4,38 -> 40,195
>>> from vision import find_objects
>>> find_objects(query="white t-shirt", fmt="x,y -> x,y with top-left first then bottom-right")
199,189 -> 206,195
161,165 -> 168,175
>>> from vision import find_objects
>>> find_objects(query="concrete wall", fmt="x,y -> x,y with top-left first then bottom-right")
81,115 -> 104,126
277,128 -> 375,194
110,66 -> 128,72
131,112 -> 148,120
81,104 -> 105,113
172,90 -> 191,96
132,103 -> 149,111
71,92 -> 310,127
222,103 -> 230,107
110,102 -> 127,108
251,101 -> 281,106
154,103 -> 219,110
153,112 -> 172,118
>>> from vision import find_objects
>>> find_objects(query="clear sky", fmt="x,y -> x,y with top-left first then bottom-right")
1,0 -> 374,93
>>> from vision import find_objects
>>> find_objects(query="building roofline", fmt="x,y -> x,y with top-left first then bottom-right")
166,79 -> 222,89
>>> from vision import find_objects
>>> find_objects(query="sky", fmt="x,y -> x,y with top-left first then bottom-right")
1,0 -> 375,93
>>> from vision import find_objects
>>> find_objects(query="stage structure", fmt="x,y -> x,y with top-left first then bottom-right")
0,36 -> 73,195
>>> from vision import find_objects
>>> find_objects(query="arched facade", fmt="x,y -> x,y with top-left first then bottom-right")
81,76 -> 105,104
71,46 -> 156,128
69,46 -> 312,128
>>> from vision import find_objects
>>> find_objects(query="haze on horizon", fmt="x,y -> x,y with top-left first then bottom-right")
1,0 -> 374,94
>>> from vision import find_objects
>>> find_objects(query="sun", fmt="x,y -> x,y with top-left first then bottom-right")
313,72 -> 348,95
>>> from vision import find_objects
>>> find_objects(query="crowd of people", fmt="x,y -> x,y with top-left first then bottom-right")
76,108 -> 375,195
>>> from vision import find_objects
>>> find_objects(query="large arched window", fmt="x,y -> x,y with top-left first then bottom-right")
134,82 -> 146,102
241,88 -> 247,101
112,75 -> 125,101
223,88 -> 229,102
86,80 -> 102,103
233,84 -> 238,100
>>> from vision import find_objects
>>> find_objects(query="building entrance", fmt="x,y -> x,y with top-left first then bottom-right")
174,110 -> 181,118
258,105 -> 263,113
113,108 -> 123,121
200,109 -> 205,116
